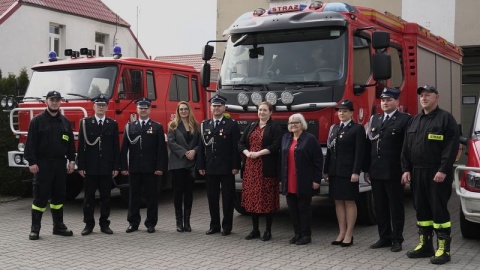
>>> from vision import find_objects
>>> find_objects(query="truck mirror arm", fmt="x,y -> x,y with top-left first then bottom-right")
115,98 -> 136,115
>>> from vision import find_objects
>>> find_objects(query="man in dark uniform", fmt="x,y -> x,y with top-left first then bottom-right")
24,90 -> 76,240
120,98 -> 168,233
197,95 -> 241,236
364,87 -> 410,252
77,95 -> 119,236
401,85 -> 459,265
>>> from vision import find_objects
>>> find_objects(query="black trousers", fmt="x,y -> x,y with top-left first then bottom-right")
411,168 -> 452,228
32,159 -> 67,209
371,178 -> 405,243
83,174 -> 112,228
286,193 -> 312,237
128,173 -> 159,228
206,174 -> 235,232
171,169 -> 194,211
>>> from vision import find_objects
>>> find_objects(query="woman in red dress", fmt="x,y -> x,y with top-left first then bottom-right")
238,102 -> 283,241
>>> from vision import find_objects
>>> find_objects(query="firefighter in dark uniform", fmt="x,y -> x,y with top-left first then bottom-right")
197,95 -> 241,236
364,87 -> 410,252
120,98 -> 168,233
401,85 -> 459,265
77,95 -> 119,236
24,90 -> 76,240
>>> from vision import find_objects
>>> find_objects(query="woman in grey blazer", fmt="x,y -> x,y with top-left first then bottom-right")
168,101 -> 201,232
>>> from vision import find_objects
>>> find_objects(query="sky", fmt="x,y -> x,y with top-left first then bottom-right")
102,0 -> 217,58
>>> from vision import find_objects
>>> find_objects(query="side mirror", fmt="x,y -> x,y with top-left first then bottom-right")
372,31 -> 390,49
460,136 -> 468,146
202,45 -> 214,61
353,84 -> 366,96
200,63 -> 211,88
372,53 -> 391,81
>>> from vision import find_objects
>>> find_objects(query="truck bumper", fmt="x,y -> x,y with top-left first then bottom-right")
8,151 -> 28,167
455,165 -> 480,223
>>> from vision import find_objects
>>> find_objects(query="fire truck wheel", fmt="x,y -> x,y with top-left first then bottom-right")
66,174 -> 84,201
356,191 -> 376,225
460,206 -> 480,239
234,191 -> 248,215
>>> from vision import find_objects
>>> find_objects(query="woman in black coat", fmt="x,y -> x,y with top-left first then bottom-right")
324,100 -> 365,247
238,102 -> 283,241
280,113 -> 323,245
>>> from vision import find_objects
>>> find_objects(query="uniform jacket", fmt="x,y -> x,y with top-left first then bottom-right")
77,116 -> 120,175
24,110 -> 75,165
120,120 -> 168,173
167,122 -> 201,170
324,121 -> 365,177
401,106 -> 459,174
197,117 -> 241,175
238,119 -> 283,178
280,132 -> 323,198
364,111 -> 411,180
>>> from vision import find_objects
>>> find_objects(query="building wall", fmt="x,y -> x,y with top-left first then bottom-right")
0,5 -> 142,77
455,0 -> 480,46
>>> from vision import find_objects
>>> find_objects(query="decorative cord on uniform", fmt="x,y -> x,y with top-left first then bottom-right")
125,122 -> 142,149
82,119 -> 101,151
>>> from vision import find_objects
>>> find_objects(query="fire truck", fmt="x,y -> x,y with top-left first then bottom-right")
1,46 -> 209,201
200,1 -> 463,224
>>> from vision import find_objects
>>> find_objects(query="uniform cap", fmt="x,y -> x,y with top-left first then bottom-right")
380,87 -> 400,99
417,85 -> 438,95
209,95 -> 227,105
335,99 -> 354,111
92,94 -> 109,105
135,97 -> 151,108
46,91 -> 62,99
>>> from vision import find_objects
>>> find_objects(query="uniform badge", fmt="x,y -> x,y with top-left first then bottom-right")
372,128 -> 376,132
147,127 -> 153,134
91,119 -> 95,124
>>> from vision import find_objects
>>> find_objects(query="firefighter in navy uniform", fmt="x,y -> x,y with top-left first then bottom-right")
120,98 -> 168,233
77,95 -> 119,236
24,91 -> 76,240
401,85 -> 459,265
197,95 -> 241,236
364,88 -> 410,252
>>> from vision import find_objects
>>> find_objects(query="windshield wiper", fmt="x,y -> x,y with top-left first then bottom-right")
23,97 -> 45,103
276,81 -> 326,89
225,84 -> 269,91
66,93 -> 91,100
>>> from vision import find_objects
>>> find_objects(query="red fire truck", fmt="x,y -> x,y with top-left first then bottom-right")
2,46 -> 209,201
200,1 -> 463,224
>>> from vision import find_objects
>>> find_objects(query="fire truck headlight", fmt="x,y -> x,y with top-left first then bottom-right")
251,92 -> 262,106
18,143 -> 25,152
265,92 -> 278,105
0,96 -> 7,108
237,92 -> 249,106
7,97 -> 15,108
22,157 -> 28,165
466,172 -> 480,189
14,154 -> 22,165
281,91 -> 294,105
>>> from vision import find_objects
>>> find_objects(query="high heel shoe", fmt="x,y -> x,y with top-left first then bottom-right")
331,239 -> 344,245
340,236 -> 354,247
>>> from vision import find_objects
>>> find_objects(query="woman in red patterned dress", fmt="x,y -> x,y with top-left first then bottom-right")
238,102 -> 283,241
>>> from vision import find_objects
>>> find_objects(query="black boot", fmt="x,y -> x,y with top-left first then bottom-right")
289,226 -> 300,244
51,208 -> 73,236
430,233 -> 452,265
184,208 -> 192,232
175,208 -> 184,232
407,226 -> 434,258
29,209 -> 43,240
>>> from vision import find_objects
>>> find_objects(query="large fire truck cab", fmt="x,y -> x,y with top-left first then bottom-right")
3,46 -> 208,200
201,2 -> 462,224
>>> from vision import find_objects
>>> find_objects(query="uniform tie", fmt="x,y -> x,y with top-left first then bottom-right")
98,119 -> 103,127
215,120 -> 220,129
142,120 -> 146,128
337,123 -> 344,136
384,115 -> 390,122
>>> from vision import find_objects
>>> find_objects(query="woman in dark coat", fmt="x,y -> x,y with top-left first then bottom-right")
238,102 -> 283,241
324,99 -> 365,247
280,113 -> 323,245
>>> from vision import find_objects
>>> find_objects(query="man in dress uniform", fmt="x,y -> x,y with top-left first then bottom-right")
401,85 -> 459,264
364,87 -> 410,252
77,95 -> 119,236
24,90 -> 76,240
197,95 -> 241,236
120,98 -> 168,233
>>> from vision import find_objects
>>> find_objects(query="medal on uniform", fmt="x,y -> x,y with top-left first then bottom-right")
371,128 -> 376,132
147,127 -> 153,134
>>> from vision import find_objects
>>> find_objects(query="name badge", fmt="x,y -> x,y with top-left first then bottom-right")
62,135 -> 69,141
428,134 -> 443,141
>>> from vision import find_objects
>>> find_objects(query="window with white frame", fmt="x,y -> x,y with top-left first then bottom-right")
49,24 -> 63,56
95,32 -> 108,57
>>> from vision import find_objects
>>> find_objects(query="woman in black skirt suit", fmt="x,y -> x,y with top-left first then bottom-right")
324,100 -> 365,247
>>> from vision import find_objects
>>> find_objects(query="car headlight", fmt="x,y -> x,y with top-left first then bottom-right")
466,172 -> 480,189
14,154 -> 22,164
281,91 -> 294,105
0,96 -> 7,108
265,92 -> 278,105
237,92 -> 249,106
7,97 -> 14,108
251,92 -> 262,106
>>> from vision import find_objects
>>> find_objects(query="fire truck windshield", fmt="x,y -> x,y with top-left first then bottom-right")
25,66 -> 117,100
219,27 -> 346,88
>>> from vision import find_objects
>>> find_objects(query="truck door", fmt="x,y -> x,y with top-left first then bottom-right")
190,75 -> 206,121
115,68 -> 143,133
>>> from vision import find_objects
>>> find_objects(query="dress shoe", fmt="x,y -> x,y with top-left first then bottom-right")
205,228 -> 220,235
29,231 -> 39,240
289,235 -> 300,244
391,242 -> 402,252
53,227 -> 73,236
295,236 -> 312,245
221,230 -> 231,236
341,236 -> 354,247
331,239 -> 344,245
126,225 -> 138,233
81,227 -> 93,236
245,230 -> 261,240
147,226 -> 155,233
261,231 -> 272,242
370,239 -> 392,249
101,226 -> 113,235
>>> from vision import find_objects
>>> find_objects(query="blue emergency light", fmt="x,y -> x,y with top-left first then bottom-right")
48,51 -> 58,62
113,45 -> 122,59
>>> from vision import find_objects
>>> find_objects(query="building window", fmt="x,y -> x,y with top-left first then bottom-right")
95,32 -> 108,57
49,24 -> 63,56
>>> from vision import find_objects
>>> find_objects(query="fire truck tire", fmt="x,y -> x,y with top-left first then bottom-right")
460,206 -> 480,239
234,191 -> 248,215
66,174 -> 84,201
356,191 -> 376,225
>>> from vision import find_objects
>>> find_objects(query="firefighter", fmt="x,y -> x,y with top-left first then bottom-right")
24,90 -> 76,240
120,98 -> 168,233
77,95 -> 119,235
197,95 -> 241,236
401,85 -> 459,264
